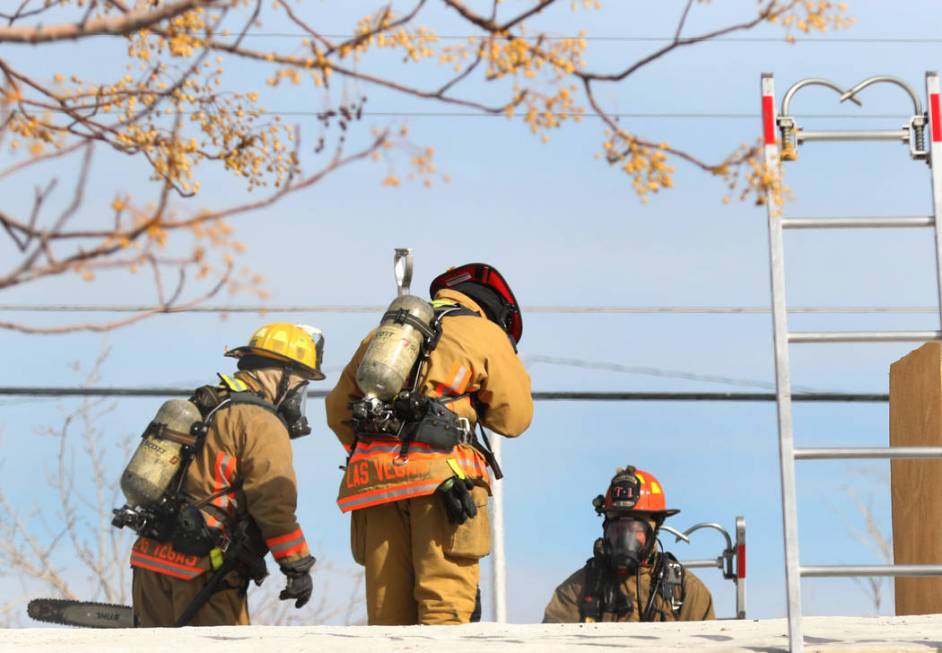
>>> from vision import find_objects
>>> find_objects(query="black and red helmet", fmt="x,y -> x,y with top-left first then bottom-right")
429,263 -> 522,344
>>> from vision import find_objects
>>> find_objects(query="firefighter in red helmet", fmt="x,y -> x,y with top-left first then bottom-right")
543,466 -> 715,623
326,262 -> 533,625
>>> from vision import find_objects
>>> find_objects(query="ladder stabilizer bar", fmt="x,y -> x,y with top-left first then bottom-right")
794,446 -> 942,460
801,564 -> 942,578
798,129 -> 908,143
789,330 -> 942,343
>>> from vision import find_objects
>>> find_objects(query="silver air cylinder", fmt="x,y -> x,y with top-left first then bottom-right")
120,399 -> 203,508
356,295 -> 435,400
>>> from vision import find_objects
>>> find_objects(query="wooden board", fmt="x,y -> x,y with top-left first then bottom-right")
889,342 -> 942,615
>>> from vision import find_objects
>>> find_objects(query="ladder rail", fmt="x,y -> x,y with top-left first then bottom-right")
761,73 -> 805,653
926,73 -> 942,329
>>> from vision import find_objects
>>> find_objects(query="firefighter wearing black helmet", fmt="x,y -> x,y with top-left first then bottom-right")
326,263 -> 533,625
543,466 -> 715,623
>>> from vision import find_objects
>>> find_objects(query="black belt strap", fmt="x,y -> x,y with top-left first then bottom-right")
174,555 -> 239,627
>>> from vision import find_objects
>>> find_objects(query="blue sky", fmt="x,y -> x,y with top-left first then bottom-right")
2,0 -> 941,623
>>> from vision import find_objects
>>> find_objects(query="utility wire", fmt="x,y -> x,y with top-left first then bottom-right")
214,33 -> 942,45
524,354 -> 830,392
32,108 -> 913,121
1,304 -> 939,315
0,386 -> 889,402
274,111 -> 912,120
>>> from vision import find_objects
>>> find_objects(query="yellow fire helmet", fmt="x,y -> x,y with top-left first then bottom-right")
225,322 -> 325,380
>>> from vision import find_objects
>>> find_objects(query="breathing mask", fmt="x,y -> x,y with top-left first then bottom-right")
279,381 -> 311,439
602,516 -> 656,572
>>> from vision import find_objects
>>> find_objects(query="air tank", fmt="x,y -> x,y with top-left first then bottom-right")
120,399 -> 203,507
355,294 -> 435,400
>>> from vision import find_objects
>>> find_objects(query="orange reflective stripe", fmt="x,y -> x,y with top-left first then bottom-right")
432,363 -> 472,397
276,541 -> 309,559
266,528 -> 309,560
209,452 -> 238,517
266,528 -> 303,548
338,480 -> 442,513
130,550 -> 204,580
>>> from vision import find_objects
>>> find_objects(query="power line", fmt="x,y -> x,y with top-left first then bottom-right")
526,354 -> 812,392
33,107 -> 913,121
282,111 -> 910,120
0,386 -> 889,402
217,33 -> 942,45
28,108 -> 915,120
1,304 -> 939,315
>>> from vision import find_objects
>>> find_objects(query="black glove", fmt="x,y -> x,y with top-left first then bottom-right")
437,476 -> 478,525
279,555 -> 315,609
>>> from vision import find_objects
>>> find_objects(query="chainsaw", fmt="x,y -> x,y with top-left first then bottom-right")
27,598 -> 134,628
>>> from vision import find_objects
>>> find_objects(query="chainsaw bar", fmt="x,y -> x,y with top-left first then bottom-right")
27,598 -> 134,628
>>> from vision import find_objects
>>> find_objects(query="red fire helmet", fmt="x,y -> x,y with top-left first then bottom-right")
429,263 -> 522,344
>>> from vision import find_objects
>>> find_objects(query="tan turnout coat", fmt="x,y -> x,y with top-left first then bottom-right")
326,289 -> 533,512
543,554 -> 716,623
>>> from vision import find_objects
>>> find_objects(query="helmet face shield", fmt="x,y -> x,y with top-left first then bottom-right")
603,517 -> 655,571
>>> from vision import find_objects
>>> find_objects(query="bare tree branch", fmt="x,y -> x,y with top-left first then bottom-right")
0,0 -> 219,44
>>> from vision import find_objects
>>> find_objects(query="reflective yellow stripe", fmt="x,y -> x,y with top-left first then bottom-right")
209,547 -> 224,570
431,299 -> 458,309
218,373 -> 247,392
447,458 -> 466,480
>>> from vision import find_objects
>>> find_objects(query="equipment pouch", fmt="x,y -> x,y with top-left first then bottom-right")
399,397 -> 466,450
171,505 -> 216,557
442,485 -> 491,560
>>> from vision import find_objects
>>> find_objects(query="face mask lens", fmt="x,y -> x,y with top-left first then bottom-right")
604,518 -> 652,570
280,382 -> 311,439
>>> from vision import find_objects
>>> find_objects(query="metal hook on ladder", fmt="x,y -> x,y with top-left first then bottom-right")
776,75 -> 929,162
661,518 -> 747,619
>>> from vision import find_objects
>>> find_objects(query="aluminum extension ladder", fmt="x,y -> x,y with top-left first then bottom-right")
761,72 -> 942,652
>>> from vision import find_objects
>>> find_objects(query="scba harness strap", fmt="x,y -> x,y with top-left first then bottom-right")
578,549 -> 686,622
152,375 -> 284,558
395,300 -> 504,478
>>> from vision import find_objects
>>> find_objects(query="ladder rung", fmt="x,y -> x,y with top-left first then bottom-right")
794,446 -> 942,460
678,558 -> 722,570
801,564 -> 942,578
799,129 -> 909,143
782,217 -> 934,229
789,330 -> 942,343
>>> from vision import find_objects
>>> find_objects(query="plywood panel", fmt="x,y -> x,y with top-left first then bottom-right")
889,342 -> 942,615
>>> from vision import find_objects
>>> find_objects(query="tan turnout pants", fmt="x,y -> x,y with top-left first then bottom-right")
351,486 -> 490,625
132,567 -> 250,627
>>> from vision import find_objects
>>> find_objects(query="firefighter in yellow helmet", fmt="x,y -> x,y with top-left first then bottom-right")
129,323 -> 324,627
326,263 -> 533,625
543,466 -> 715,623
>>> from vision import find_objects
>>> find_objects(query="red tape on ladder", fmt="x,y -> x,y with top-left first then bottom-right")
762,96 -> 776,145
931,93 -> 941,143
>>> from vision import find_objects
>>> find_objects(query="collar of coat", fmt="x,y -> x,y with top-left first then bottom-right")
433,288 -> 485,316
